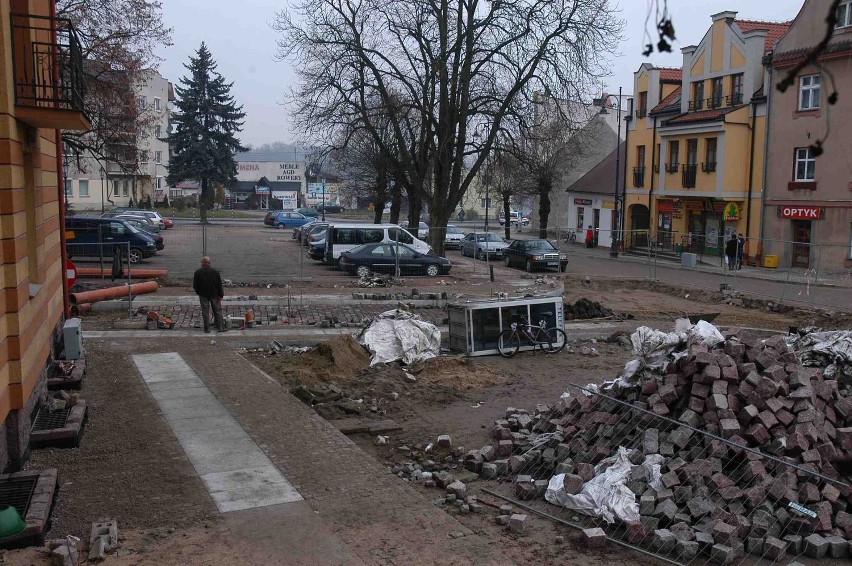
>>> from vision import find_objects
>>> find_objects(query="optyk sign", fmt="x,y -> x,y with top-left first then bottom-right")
777,206 -> 823,220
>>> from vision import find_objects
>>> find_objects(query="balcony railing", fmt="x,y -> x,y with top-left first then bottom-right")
727,93 -> 743,106
10,14 -> 86,117
682,164 -> 697,188
701,161 -> 717,173
665,162 -> 679,174
706,96 -> 724,109
636,108 -> 647,118
688,99 -> 704,111
632,166 -> 646,188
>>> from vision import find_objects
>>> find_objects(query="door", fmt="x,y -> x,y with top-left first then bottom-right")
791,220 -> 811,268
393,244 -> 421,274
592,209 -> 600,246
704,212 -> 722,255
369,244 -> 396,273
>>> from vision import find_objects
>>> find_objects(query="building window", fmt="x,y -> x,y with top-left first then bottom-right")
686,139 -> 698,165
794,147 -> 816,181
711,78 -> 723,108
170,188 -> 181,198
634,145 -> 646,187
155,125 -> 162,138
156,176 -> 163,189
139,95 -> 147,109
730,74 -> 743,105
636,91 -> 647,117
154,97 -> 161,111
155,150 -> 162,164
666,141 -> 679,172
480,197 -> 490,208
79,180 -> 89,197
799,75 -> 820,110
637,145 -> 646,168
122,180 -> 130,197
577,207 -> 585,230
703,138 -> 718,172
140,150 -> 148,165
838,1 -> 852,28
64,179 -> 73,199
691,81 -> 704,110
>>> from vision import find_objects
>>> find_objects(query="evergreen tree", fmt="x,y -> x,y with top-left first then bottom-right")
168,43 -> 246,223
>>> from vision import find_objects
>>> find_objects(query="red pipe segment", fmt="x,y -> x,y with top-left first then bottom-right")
75,267 -> 169,279
70,281 -> 159,305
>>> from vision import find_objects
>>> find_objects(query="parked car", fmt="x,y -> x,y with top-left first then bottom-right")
268,211 -> 312,229
323,223 -> 430,263
303,223 -> 330,248
294,207 -> 319,218
118,217 -> 164,250
315,202 -> 344,213
498,210 -> 530,227
339,243 -> 451,277
503,239 -> 568,272
399,220 -> 429,239
443,224 -> 465,249
263,209 -> 285,226
293,218 -> 317,240
122,209 -> 171,229
65,216 -> 157,263
460,232 -> 507,260
113,214 -> 160,232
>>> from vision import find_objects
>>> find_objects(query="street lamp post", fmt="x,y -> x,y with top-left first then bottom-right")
600,87 -> 623,258
99,166 -> 106,215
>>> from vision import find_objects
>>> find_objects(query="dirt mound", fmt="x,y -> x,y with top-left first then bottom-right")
416,356 -> 505,390
295,334 -> 371,382
564,297 -> 613,319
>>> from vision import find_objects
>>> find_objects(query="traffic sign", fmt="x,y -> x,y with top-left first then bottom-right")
66,258 -> 77,287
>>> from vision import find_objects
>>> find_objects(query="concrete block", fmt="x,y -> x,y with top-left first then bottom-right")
446,481 -> 467,499
652,529 -> 676,553
583,527 -> 606,548
508,513 -> 529,534
562,473 -> 584,495
763,536 -> 787,561
825,535 -> 849,558
803,533 -> 829,558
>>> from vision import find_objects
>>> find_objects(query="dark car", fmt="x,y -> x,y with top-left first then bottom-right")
294,207 -> 319,218
118,217 -> 165,250
503,239 -> 568,272
339,243 -> 451,277
65,216 -> 157,263
316,203 -> 344,213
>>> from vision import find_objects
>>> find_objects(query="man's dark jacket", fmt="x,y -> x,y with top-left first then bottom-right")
193,266 -> 223,299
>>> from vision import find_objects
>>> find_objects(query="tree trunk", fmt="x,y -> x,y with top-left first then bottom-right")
503,193 -> 512,240
429,207 -> 451,256
537,178 -> 552,239
407,185 -> 422,229
373,170 -> 387,224
200,177 -> 209,224
389,175 -> 402,224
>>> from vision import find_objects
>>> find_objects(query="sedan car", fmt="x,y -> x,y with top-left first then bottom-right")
399,221 -> 429,240
443,224 -> 465,249
339,243 -> 452,277
114,214 -> 160,232
269,211 -> 312,229
294,207 -> 319,218
460,232 -> 507,260
315,202 -> 344,213
293,218 -> 317,240
503,239 -> 568,272
119,217 -> 165,250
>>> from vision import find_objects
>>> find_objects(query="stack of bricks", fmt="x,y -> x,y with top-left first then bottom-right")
476,328 -> 852,561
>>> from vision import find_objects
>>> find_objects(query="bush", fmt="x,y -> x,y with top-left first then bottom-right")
174,197 -> 186,211
464,208 -> 480,220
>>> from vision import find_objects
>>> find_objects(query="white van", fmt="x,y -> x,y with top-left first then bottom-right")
323,223 -> 431,263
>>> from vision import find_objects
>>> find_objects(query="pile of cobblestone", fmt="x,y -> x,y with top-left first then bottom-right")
466,328 -> 852,561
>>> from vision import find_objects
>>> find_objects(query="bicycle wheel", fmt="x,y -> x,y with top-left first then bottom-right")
497,329 -> 520,358
537,327 -> 567,353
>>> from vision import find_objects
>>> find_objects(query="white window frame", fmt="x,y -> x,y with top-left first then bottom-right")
154,97 -> 161,111
799,75 -> 820,110
838,1 -> 852,29
78,179 -> 89,197
155,150 -> 162,164
794,147 -> 816,181
156,176 -> 163,189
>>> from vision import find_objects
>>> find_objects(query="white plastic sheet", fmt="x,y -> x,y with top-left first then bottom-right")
630,326 -> 682,369
687,320 -> 725,347
791,330 -> 852,381
544,447 -> 640,523
358,309 -> 441,366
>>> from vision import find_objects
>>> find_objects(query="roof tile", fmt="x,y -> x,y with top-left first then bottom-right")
734,19 -> 792,53
657,67 -> 682,82
666,107 -> 734,125
650,86 -> 682,113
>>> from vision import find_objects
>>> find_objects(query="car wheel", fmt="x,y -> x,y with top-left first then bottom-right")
525,258 -> 533,272
129,248 -> 143,264
356,265 -> 370,278
277,223 -> 284,229
426,264 -> 440,277
504,255 -> 510,267
477,249 -> 485,261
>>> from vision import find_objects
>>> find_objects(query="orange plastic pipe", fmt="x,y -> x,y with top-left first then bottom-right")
76,267 -> 169,279
70,281 -> 159,305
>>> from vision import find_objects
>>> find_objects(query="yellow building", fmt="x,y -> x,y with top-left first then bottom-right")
625,11 -> 790,262
1,0 -> 89,470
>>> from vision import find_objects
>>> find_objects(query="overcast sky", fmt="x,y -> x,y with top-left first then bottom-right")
156,0 -> 804,147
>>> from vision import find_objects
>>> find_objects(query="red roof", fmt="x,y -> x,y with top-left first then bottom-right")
657,67 -> 682,82
651,86 -> 682,113
735,20 -> 792,53
666,107 -> 734,125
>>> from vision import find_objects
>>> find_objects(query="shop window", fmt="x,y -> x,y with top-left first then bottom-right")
576,207 -> 584,230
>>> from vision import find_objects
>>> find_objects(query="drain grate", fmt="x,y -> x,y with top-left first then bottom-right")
31,407 -> 70,432
0,476 -> 37,517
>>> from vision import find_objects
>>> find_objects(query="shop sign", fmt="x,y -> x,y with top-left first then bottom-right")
574,198 -> 593,206
778,206 -> 823,219
601,199 -> 615,209
723,202 -> 740,221
684,201 -> 703,211
254,184 -> 270,195
711,201 -> 727,212
657,199 -> 674,212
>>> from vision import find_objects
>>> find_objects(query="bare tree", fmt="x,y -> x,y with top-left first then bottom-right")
274,0 -> 622,253
58,0 -> 172,172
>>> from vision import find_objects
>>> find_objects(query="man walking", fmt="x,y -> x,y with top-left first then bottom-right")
193,256 -> 225,333
725,234 -> 738,271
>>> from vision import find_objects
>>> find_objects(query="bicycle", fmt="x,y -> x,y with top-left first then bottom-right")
562,228 -> 577,244
497,313 -> 567,358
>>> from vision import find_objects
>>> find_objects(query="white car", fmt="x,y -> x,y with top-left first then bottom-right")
124,209 -> 169,229
400,221 -> 429,239
498,211 -> 530,227
461,232 -> 507,259
444,225 -> 465,249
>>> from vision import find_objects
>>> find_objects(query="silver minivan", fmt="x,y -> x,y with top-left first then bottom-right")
323,223 -> 431,264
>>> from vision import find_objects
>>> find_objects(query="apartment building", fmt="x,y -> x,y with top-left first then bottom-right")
1,0 -> 89,469
762,0 -> 852,270
66,69 -> 172,211
625,12 -> 790,261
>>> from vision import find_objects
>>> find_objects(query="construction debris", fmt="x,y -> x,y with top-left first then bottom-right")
358,309 -> 440,366
88,518 -> 118,561
463,322 -> 852,561
564,298 -> 613,320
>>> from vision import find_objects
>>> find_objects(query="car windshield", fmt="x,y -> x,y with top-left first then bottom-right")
446,226 -> 462,234
124,223 -> 140,234
475,233 -> 502,242
526,240 -> 556,251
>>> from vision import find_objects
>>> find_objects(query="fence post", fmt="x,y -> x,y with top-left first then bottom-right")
126,242 -> 132,321
810,243 -> 820,305
202,221 -> 207,257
